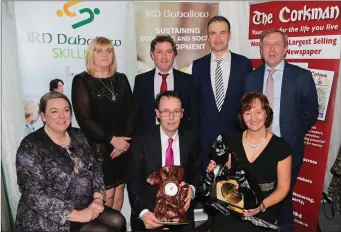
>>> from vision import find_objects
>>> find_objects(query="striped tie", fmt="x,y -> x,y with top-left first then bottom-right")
215,59 -> 224,111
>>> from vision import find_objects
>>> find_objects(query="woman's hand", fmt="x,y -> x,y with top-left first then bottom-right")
243,205 -> 262,217
69,208 -> 99,223
206,160 -> 216,173
110,136 -> 131,152
110,148 -> 121,159
89,199 -> 104,214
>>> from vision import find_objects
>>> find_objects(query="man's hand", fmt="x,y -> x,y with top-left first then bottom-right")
142,212 -> 163,230
110,148 -> 121,159
181,182 -> 193,212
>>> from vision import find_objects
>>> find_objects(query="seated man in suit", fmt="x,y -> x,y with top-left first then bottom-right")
128,91 -> 202,231
133,35 -> 198,136
245,29 -> 318,232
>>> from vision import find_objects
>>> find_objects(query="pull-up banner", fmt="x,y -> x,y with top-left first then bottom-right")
249,1 -> 341,231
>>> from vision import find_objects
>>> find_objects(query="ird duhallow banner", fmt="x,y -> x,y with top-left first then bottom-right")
249,1 -> 341,231
134,2 -> 219,75
15,1 -> 128,132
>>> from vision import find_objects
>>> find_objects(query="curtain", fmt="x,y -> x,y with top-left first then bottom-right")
1,0 -> 24,226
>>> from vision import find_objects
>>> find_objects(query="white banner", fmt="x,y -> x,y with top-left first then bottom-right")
15,1 -> 128,129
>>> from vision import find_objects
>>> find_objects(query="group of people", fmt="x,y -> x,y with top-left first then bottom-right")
15,15 -> 318,232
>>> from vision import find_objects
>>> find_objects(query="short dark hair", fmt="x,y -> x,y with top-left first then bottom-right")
49,79 -> 64,91
39,91 -> 72,115
238,92 -> 273,130
150,35 -> 178,57
207,16 -> 231,33
155,91 -> 183,110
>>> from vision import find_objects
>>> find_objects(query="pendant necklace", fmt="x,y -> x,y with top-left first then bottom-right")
97,77 -> 116,101
244,130 -> 268,150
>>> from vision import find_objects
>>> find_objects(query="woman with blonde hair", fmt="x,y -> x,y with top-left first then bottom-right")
71,36 -> 134,211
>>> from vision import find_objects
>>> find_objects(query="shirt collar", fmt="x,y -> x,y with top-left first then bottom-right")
265,60 -> 285,71
211,50 -> 231,63
160,126 -> 178,141
155,67 -> 173,76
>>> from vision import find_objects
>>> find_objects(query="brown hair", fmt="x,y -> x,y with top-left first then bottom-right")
86,37 -> 117,76
150,35 -> 178,57
39,91 -> 72,115
260,29 -> 288,48
238,92 -> 273,130
207,15 -> 231,33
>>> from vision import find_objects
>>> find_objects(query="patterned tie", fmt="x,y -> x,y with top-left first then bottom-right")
264,68 -> 276,131
264,69 -> 276,109
165,138 -> 174,166
159,72 -> 169,92
215,59 -> 224,111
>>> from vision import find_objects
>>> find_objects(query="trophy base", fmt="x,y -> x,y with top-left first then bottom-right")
158,221 -> 190,225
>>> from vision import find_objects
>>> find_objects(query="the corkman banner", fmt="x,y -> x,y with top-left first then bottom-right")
134,2 -> 218,74
249,1 -> 341,231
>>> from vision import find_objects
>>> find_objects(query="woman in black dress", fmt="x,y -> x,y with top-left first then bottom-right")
16,92 -> 125,232
204,92 -> 292,231
71,37 -> 134,210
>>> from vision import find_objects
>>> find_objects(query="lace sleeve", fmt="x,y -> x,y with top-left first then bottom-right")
16,138 -> 74,225
71,74 -> 112,143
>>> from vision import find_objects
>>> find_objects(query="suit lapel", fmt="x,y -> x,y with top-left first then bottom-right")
178,129 -> 187,167
256,65 -> 265,92
203,55 -> 217,108
174,69 -> 181,92
148,69 -> 156,99
151,126 -> 162,168
280,62 -> 292,126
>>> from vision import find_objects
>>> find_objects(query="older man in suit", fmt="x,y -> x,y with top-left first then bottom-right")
245,29 -> 319,232
128,91 -> 202,232
133,35 -> 198,136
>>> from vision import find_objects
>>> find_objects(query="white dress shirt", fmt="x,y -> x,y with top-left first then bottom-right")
139,127 -> 196,219
210,51 -> 231,100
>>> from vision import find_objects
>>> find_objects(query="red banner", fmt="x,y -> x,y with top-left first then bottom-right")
249,1 -> 341,231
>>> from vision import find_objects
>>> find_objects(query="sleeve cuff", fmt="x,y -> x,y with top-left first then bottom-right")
189,185 -> 196,199
139,209 -> 150,219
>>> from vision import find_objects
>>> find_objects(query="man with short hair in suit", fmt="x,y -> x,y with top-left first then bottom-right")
128,91 -> 202,232
245,29 -> 318,232
192,16 -> 253,231
133,35 -> 198,136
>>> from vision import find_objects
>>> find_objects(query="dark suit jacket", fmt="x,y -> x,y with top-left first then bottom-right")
192,52 -> 253,164
245,62 -> 318,167
127,126 -> 202,230
133,68 -> 198,136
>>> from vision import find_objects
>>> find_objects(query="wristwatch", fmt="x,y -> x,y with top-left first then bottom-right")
261,202 -> 267,212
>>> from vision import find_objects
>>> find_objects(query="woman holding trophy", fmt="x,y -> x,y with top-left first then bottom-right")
201,92 -> 292,231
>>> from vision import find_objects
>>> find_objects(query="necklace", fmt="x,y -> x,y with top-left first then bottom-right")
44,126 -> 70,148
244,130 -> 268,150
97,77 -> 116,101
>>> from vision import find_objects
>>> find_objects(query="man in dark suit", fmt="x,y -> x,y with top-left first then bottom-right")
192,16 -> 252,231
128,91 -> 202,232
245,29 -> 318,232
133,35 -> 198,136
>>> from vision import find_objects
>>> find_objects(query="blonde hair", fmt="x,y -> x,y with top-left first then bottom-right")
86,37 -> 117,76
24,100 -> 39,119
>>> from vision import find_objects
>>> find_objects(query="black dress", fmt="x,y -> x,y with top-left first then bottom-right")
211,132 -> 291,232
71,71 -> 135,189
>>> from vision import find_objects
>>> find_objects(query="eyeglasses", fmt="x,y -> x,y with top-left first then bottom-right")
158,109 -> 182,117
